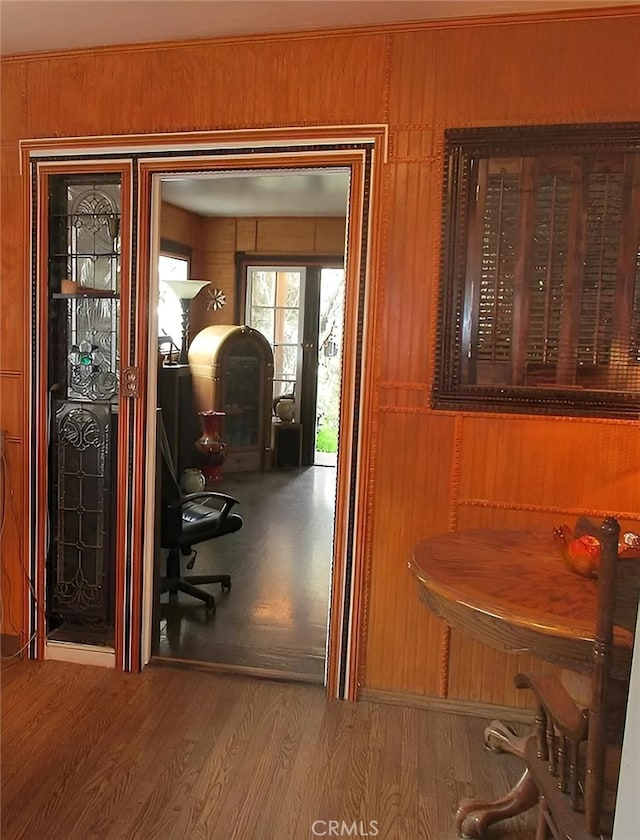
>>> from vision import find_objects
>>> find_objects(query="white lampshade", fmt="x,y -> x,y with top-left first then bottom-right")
163,278 -> 210,300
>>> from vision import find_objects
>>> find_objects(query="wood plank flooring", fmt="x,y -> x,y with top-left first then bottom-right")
156,466 -> 335,681
1,660 -> 536,840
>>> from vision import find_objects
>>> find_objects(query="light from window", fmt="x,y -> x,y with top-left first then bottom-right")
158,254 -> 188,349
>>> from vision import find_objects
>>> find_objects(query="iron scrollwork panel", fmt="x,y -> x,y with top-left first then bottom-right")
51,402 -> 114,622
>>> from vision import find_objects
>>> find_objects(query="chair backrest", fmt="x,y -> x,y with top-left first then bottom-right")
158,416 -> 186,548
516,517 -> 640,839
585,517 -> 640,835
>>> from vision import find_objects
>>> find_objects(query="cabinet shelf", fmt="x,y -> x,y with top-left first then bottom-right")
53,291 -> 119,300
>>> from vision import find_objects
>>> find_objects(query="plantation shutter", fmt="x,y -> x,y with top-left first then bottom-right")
466,150 -> 640,393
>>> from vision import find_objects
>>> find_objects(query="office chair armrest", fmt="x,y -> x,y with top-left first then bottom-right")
169,492 -> 240,517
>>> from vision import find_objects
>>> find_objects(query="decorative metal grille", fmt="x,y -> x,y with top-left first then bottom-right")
52,402 -> 112,619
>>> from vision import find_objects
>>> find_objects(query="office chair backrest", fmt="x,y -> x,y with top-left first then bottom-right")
158,416 -> 187,548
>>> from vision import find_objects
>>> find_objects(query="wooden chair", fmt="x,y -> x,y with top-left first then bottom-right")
515,517 -> 640,840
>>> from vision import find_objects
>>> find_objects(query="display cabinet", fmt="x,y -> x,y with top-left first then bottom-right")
188,325 -> 274,472
46,173 -> 121,645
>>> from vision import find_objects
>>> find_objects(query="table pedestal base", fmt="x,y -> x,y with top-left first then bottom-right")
456,769 -> 539,839
483,719 -> 528,758
456,720 -> 537,838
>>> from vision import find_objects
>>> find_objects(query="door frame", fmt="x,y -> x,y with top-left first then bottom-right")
23,125 -> 387,699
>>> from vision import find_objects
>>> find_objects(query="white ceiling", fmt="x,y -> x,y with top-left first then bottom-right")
1,0 -> 638,57
161,170 -> 351,218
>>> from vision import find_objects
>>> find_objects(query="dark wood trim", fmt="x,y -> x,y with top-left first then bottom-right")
159,237 -> 192,259
434,121 -> 640,419
234,252 -> 344,324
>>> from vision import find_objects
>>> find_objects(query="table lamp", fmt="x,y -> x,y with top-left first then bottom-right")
162,278 -> 210,365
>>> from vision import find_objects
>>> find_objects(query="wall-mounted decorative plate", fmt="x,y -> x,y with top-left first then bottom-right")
207,288 -> 227,311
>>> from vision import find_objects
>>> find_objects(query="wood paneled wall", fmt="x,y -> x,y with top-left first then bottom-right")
2,9 -> 640,705
160,202 -> 346,337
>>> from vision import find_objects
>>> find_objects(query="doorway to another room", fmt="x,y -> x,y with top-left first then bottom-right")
152,169 -> 349,683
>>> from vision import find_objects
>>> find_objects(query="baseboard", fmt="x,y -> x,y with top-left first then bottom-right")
45,640 -> 116,668
151,655 -> 324,686
358,687 -> 536,724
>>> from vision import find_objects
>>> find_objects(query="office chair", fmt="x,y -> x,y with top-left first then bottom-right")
515,517 -> 640,839
159,419 -> 243,612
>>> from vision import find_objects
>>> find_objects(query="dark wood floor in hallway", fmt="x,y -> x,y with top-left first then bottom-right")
156,466 -> 336,681
1,660 -> 536,840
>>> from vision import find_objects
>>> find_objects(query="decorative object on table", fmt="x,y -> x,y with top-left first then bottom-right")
273,395 -> 295,422
162,278 -> 210,365
553,516 -> 640,577
195,410 -> 227,481
206,287 -> 227,311
179,468 -> 206,494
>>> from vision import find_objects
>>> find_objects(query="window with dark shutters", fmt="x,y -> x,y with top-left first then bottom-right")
434,124 -> 640,417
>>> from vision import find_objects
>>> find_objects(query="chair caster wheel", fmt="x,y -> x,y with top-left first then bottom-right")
221,582 -> 231,593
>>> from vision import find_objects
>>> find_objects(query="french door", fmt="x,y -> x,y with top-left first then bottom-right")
245,266 -> 306,406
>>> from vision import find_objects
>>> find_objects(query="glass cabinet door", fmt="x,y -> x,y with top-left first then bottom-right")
46,173 -> 121,645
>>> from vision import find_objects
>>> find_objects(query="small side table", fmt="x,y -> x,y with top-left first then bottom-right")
271,421 -> 302,468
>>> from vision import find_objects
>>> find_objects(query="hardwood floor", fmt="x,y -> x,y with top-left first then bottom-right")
155,466 -> 336,682
1,660 -> 536,840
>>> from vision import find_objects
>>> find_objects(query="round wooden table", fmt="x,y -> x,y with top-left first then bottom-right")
409,528 -> 635,839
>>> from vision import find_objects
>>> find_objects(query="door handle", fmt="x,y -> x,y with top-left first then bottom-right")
122,366 -> 140,398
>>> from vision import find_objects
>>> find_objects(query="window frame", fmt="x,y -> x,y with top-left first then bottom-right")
433,122 -> 640,419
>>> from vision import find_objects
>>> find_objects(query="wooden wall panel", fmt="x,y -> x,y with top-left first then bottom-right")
0,376 -> 22,438
3,9 -> 640,703
1,147 -> 26,373
161,202 -> 197,248
389,14 -> 640,128
0,439 -> 25,639
457,416 -> 640,517
236,219 -> 257,251
22,34 -> 387,138
255,218 -> 316,253
313,217 -> 346,253
183,214 -> 347,336
0,62 -> 26,141
378,158 -> 439,387
447,632 -> 557,708
365,411 -> 457,693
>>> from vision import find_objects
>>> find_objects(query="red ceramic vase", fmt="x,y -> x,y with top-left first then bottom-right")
195,410 -> 227,481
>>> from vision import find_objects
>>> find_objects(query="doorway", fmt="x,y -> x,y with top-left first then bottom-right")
152,169 -> 349,682
26,127 -> 382,696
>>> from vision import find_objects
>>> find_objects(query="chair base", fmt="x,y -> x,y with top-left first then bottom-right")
161,574 -> 231,612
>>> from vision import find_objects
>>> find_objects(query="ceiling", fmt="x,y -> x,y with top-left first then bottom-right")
1,0 -> 638,57
4,0 -> 636,218
161,170 -> 351,218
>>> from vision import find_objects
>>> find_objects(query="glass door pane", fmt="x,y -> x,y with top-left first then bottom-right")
246,267 -> 305,407
47,173 -> 121,645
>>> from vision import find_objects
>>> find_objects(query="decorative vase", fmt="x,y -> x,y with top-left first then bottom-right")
195,411 -> 227,481
274,397 -> 295,423
180,468 -> 206,494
